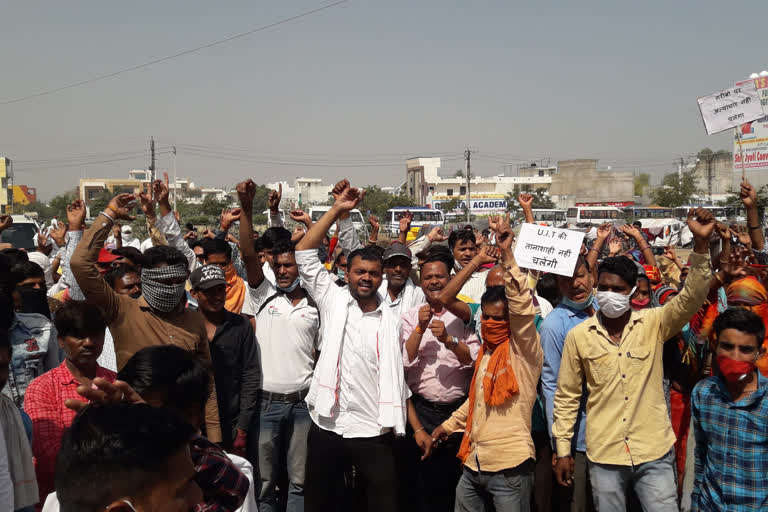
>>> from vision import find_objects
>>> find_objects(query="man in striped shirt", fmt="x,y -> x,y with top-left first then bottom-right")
691,308 -> 768,511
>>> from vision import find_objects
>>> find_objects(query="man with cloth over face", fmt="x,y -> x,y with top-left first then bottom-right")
70,192 -> 222,442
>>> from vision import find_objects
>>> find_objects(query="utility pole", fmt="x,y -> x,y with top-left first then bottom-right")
172,146 -> 177,210
465,148 -> 472,223
149,137 -> 156,183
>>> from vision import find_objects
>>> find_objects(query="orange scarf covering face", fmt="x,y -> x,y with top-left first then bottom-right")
456,318 -> 519,463
224,264 -> 246,313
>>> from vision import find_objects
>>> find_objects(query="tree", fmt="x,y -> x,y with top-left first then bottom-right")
505,187 -> 555,211
651,170 -> 700,207
359,186 -> 418,220
634,173 -> 650,197
454,169 -> 464,178
437,197 -> 461,213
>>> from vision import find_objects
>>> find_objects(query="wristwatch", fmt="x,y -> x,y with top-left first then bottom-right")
449,336 -> 460,350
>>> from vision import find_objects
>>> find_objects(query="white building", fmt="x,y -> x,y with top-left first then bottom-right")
405,157 -> 552,213
267,178 -> 333,207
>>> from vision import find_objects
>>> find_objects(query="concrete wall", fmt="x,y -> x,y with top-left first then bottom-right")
691,152 -> 733,198
549,159 -> 634,208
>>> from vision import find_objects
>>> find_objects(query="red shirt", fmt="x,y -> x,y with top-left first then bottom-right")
25,361 -> 116,503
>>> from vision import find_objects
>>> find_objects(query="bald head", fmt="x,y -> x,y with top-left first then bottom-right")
485,265 -> 504,288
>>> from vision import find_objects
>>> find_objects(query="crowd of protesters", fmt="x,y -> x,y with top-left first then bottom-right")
0,173 -> 766,512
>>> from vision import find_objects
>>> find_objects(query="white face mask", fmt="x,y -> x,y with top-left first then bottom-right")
596,287 -> 636,319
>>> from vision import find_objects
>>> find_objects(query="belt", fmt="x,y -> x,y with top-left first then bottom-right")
412,393 -> 467,413
261,388 -> 309,403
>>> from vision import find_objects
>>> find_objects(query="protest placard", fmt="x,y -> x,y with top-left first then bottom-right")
698,81 -> 763,135
514,223 -> 585,277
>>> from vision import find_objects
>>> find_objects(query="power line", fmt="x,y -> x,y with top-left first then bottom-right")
0,0 -> 349,106
14,151 -> 174,172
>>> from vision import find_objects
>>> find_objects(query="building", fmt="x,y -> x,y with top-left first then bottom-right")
79,177 -> 148,207
266,178 -> 333,207
405,157 -> 635,213
0,158 -> 11,214
11,185 -> 37,206
547,159 -> 634,208
406,157 -> 552,213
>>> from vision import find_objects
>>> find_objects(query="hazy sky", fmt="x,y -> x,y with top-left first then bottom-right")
2,0 -> 766,200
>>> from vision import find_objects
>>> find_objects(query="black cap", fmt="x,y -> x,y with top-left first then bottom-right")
383,243 -> 412,261
189,264 -> 226,291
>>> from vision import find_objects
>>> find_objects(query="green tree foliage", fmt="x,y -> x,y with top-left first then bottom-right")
359,186 -> 418,219
437,197 -> 461,213
505,187 -> 555,211
634,173 -> 650,196
455,169 -> 464,178
651,170 -> 700,207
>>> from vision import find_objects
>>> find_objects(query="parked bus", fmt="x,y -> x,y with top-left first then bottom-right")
521,209 -> 567,227
673,206 -> 733,223
386,207 -> 444,237
623,206 -> 675,219
565,205 -> 623,227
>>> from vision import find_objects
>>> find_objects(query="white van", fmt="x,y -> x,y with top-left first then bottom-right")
308,206 -> 369,238
0,215 -> 41,250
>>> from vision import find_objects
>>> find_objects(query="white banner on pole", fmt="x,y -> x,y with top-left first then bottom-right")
513,223 -> 585,277
698,81 -> 763,135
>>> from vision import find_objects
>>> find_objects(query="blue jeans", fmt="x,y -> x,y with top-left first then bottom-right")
256,398 -> 311,512
589,450 -> 678,512
454,459 -> 534,512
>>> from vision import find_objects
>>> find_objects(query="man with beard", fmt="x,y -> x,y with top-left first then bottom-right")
70,192 -> 222,442
335,179 -> 424,317
296,181 -> 410,512
236,179 -> 320,512
400,244 -> 481,512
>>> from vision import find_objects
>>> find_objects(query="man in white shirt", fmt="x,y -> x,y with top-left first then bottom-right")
295,181 -> 409,512
235,180 -> 320,512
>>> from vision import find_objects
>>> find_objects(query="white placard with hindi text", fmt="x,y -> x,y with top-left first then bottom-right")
697,81 -> 763,135
514,223 -> 585,277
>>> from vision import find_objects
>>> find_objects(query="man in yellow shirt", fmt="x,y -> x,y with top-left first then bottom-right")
552,208 -> 715,511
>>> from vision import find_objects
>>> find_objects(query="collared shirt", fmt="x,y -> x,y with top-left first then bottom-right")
691,373 -> 768,511
333,298 -> 387,438
336,216 -> 425,319
400,305 -> 481,403
2,313 -> 58,408
96,328 -> 117,373
539,300 -> 598,453
190,435 -> 249,512
456,269 -> 487,304
552,251 -> 712,465
442,253 -> 543,472
207,311 -> 261,447
249,279 -> 320,393
25,361 -> 116,503
70,214 -> 223,442
295,248 -> 409,439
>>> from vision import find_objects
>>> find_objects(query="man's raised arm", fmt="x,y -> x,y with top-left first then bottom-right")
236,179 -> 265,289
70,194 -> 136,323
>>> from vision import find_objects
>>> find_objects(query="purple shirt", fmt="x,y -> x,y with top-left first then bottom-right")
400,305 -> 481,403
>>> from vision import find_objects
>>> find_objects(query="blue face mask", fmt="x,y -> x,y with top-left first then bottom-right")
277,277 -> 301,293
337,269 -> 346,281
560,291 -> 593,311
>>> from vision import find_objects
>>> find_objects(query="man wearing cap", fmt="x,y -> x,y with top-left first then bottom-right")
189,264 -> 260,456
236,179 -> 320,512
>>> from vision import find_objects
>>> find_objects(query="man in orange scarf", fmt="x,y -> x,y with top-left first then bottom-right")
202,238 -> 248,314
432,225 -> 543,511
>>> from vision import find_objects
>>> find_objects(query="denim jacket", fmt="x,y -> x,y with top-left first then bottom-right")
2,313 -> 59,409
